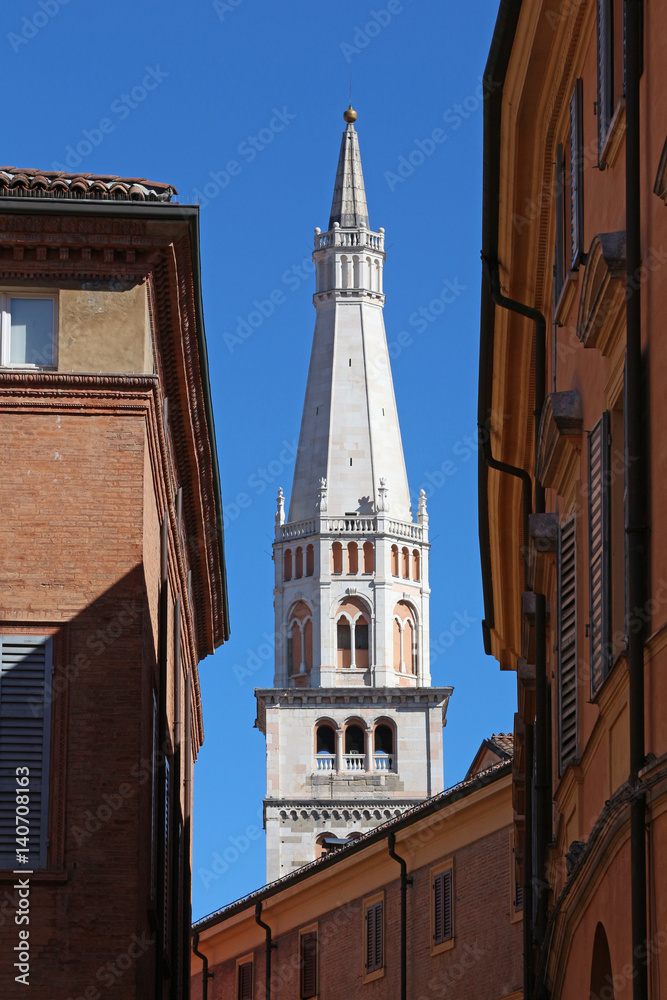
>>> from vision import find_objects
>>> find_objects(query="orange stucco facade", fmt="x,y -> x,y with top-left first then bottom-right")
479,1 -> 667,997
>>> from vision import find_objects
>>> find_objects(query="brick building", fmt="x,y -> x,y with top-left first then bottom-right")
479,1 -> 667,997
0,169 -> 228,998
191,743 -> 521,1000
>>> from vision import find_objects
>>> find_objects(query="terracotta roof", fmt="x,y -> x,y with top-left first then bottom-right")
488,732 -> 514,757
193,757 -> 511,930
0,167 -> 176,203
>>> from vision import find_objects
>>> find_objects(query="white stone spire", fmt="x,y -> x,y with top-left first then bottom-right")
256,108 -> 451,881
288,114 -> 412,524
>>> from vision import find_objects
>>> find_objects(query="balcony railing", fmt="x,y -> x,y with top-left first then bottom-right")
315,753 -> 335,771
313,753 -> 396,773
276,515 -> 426,543
315,228 -> 385,251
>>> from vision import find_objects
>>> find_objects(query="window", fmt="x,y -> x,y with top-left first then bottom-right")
295,547 -> 303,579
363,541 -> 374,573
316,723 -> 335,755
355,623 -> 369,651
364,898 -> 384,977
558,516 -> 578,770
432,865 -> 454,949
570,79 -> 584,267
554,143 -> 565,301
597,0 -> 614,156
300,928 -> 318,999
0,637 -> 52,869
374,723 -> 393,755
332,541 -> 343,575
391,545 -> 399,576
237,957 -> 254,1000
284,549 -> 292,582
345,724 -> 364,755
306,544 -> 314,577
412,549 -> 420,581
401,546 -> 410,579
0,293 -> 57,368
347,542 -> 358,574
589,413 -> 611,693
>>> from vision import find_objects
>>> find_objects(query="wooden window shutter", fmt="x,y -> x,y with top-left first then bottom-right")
365,901 -> 384,973
558,517 -> 578,770
597,0 -> 614,154
433,869 -> 453,945
589,413 -> 611,694
554,143 -> 565,300
570,79 -> 585,267
0,637 -> 52,869
300,930 -> 318,999
238,960 -> 253,1000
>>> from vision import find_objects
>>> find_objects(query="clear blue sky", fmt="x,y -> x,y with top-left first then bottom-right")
3,0 -> 513,919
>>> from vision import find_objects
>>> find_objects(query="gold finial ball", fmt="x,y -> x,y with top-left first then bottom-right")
343,105 -> 358,123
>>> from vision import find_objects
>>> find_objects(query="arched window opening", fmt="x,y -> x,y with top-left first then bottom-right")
332,541 -> 343,575
363,541 -> 374,573
374,724 -> 394,755
404,619 -> 416,675
376,260 -> 383,293
353,255 -> 360,287
345,724 -> 365,755
290,621 -> 301,674
328,255 -> 335,290
304,619 -> 313,673
284,548 -> 292,582
316,833 -> 337,859
347,541 -> 358,574
316,724 -> 335,755
590,924 -> 614,1000
336,597 -> 371,671
306,544 -> 314,576
412,549 -> 420,581
316,258 -> 324,293
391,544 -> 399,576
401,546 -> 410,578
295,546 -> 303,579
393,601 -> 417,674
337,619 -> 351,669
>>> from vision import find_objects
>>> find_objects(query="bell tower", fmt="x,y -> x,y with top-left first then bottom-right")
255,107 -> 452,881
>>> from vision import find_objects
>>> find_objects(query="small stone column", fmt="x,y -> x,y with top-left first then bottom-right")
336,728 -> 344,773
365,727 -> 373,773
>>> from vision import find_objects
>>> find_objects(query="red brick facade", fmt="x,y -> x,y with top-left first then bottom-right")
0,190 -> 227,999
192,767 -> 522,1000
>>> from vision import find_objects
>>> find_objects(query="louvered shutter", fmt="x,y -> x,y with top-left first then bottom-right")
0,637 -> 52,869
238,961 -> 253,1000
300,931 -> 318,999
589,413 -> 611,693
597,0 -> 614,154
570,79 -> 584,267
365,901 -> 383,973
433,869 -> 453,945
555,144 -> 565,300
558,517 -> 578,770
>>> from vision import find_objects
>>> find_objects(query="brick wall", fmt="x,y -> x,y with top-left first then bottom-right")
192,825 -> 522,1000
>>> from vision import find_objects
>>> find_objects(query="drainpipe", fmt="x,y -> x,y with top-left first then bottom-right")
192,930 -> 213,1000
482,257 -> 550,978
388,832 -> 412,1000
625,2 -> 648,998
255,901 -> 275,1000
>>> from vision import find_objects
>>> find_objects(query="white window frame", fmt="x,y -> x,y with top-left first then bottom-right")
0,290 -> 59,369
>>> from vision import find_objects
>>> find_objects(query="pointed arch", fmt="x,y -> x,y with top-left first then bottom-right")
393,601 -> 418,674
590,923 -> 614,1000
336,596 -> 371,670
